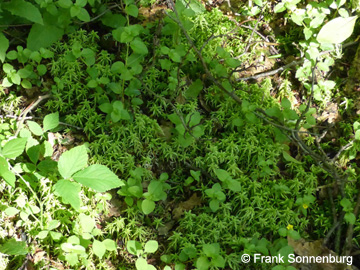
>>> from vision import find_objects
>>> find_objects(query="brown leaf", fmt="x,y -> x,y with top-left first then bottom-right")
172,193 -> 202,220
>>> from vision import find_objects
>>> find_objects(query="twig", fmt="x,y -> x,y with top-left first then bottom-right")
0,114 -> 82,130
236,40 -> 358,82
331,140 -> 355,162
14,94 -> 51,137
236,59 -> 303,81
78,4 -> 119,25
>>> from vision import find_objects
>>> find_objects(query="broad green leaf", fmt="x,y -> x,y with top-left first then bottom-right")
196,256 -> 211,270
61,243 -> 86,254
130,39 -> 148,55
142,199 -> 155,214
53,180 -> 82,211
185,79 -> 203,99
93,240 -> 106,259
111,61 -> 125,74
27,24 -> 64,50
212,255 -> 225,268
355,130 -> 360,140
58,145 -> 88,179
136,257 -> 148,270
0,156 -> 8,175
215,169 -> 231,182
77,8 -> 90,22
2,138 -> 27,159
209,200 -> 219,212
65,253 -> 79,266
2,170 -> 16,187
144,240 -> 158,253
48,220 -> 60,231
5,207 -> 19,216
127,240 -> 142,255
0,239 -> 28,255
274,2 -> 285,13
125,4 -> 138,17
101,13 -> 126,28
345,212 -> 356,224
57,0 -> 73,8
79,213 -> 95,233
50,231 -> 62,241
0,33 -> 9,63
73,164 -> 124,192
103,239 -> 117,251
43,112 -> 59,131
4,0 -> 43,24
37,230 -> 49,239
27,121 -> 43,136
27,144 -> 41,164
99,103 -> 113,114
317,16 -> 358,44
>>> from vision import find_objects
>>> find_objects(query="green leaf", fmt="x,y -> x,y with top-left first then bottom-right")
130,38 -> 148,55
77,8 -> 90,22
58,0 -> 73,8
215,169 -> 231,182
73,164 -> 124,192
27,121 -> 43,136
103,239 -> 117,251
81,48 -> 96,66
317,16 -> 358,44
209,200 -> 219,212
355,130 -> 360,140
2,170 -> 16,187
203,243 -> 220,257
0,239 -> 28,255
0,33 -> 9,63
58,145 -> 88,179
111,61 -> 125,74
185,79 -> 203,99
278,227 -> 287,237
5,207 -> 19,216
127,240 -> 142,256
136,257 -> 148,270
43,112 -> 59,131
0,157 -> 8,175
48,220 -> 60,231
142,199 -> 155,214
144,240 -> 158,254
108,82 -> 122,94
196,256 -> 211,270
101,13 -> 126,28
53,180 -> 82,211
274,2 -> 285,13
288,230 -> 301,240
27,24 -> 64,51
93,240 -> 106,259
212,255 -> 225,268
125,4 -> 139,17
99,103 -> 112,114
4,0 -> 43,24
345,212 -> 356,224
79,213 -> 95,233
282,151 -> 301,164
2,138 -> 27,159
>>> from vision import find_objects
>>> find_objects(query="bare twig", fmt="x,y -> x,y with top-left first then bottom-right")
14,94 -> 51,137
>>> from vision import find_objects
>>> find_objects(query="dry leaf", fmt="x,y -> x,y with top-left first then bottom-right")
172,193 -> 202,220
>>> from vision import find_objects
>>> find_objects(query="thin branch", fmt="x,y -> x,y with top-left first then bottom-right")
14,94 -> 51,137
331,140 -> 355,162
